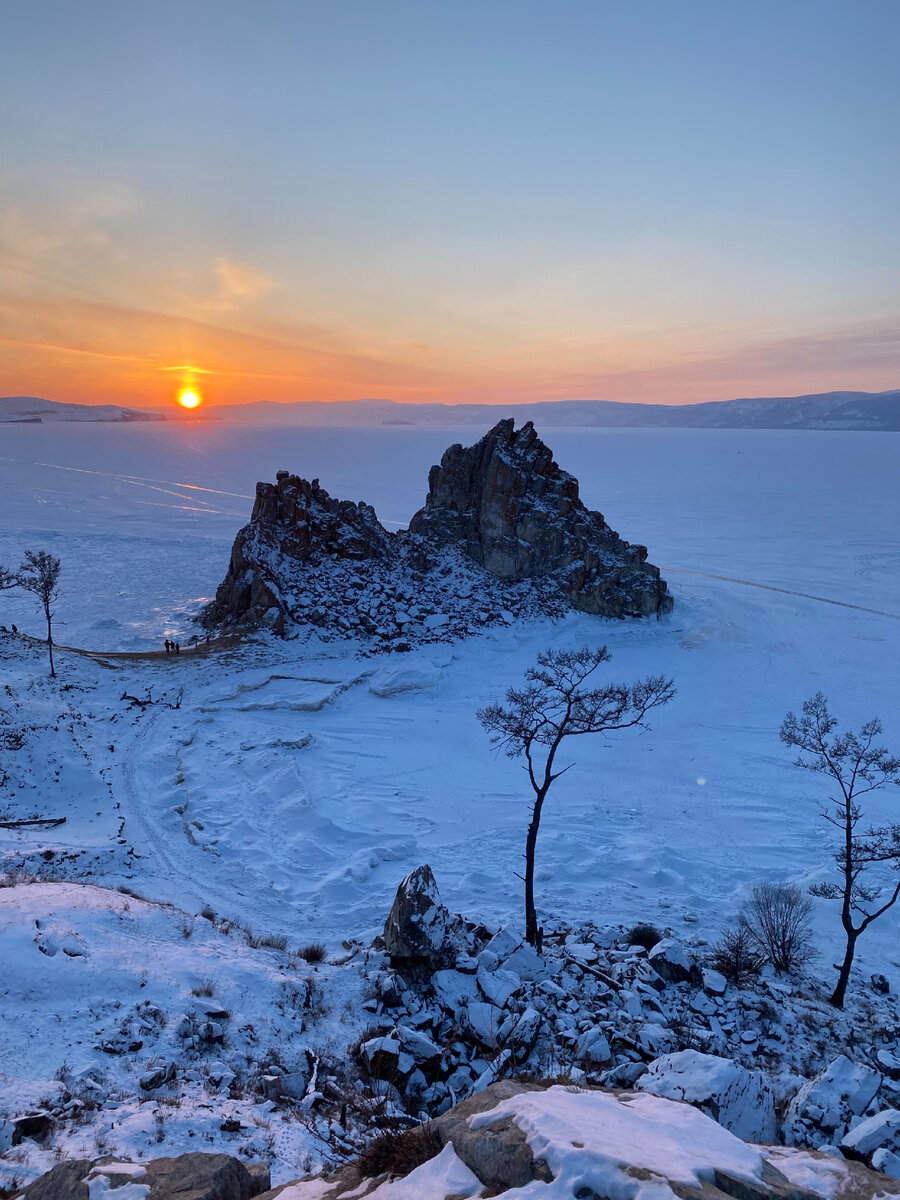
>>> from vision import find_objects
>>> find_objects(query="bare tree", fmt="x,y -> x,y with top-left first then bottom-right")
0,566 -> 18,592
18,551 -> 62,677
781,693 -> 900,1008
478,646 -> 675,947
741,882 -> 816,974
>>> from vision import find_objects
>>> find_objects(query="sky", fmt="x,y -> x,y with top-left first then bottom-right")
1,0 -> 899,411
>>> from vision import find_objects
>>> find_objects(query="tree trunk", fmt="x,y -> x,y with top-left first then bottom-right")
831,931 -> 858,1008
46,613 -> 55,678
523,790 -> 546,947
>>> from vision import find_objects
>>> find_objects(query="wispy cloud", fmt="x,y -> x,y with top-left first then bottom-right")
0,185 -> 137,265
201,258 -> 276,311
559,318 -> 900,403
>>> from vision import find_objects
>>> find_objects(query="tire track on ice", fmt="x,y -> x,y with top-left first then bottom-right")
662,566 -> 900,620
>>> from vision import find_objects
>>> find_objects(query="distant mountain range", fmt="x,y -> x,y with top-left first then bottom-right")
205,389 -> 900,430
0,396 -> 165,423
2,389 -> 899,430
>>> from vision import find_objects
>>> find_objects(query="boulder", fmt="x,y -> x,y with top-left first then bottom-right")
841,1109 -> 900,1164
432,1079 -> 554,1191
638,1049 -> 777,1142
382,865 -> 457,969
784,1056 -> 882,1147
11,1110 -> 54,1145
20,1154 -> 269,1200
648,937 -> 693,984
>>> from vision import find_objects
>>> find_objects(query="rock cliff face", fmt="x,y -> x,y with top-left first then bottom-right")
204,421 -> 671,641
409,418 -> 668,617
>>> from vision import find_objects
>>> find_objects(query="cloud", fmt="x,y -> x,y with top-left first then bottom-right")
213,258 -> 276,304
558,317 -> 900,403
0,185 -> 137,266
0,291 -> 449,405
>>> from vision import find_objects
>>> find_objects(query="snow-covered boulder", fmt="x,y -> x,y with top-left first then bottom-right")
841,1108 -> 900,1165
648,937 -> 693,984
19,1154 -> 270,1199
784,1056 -> 882,1147
382,864 -> 458,968
638,1049 -> 777,1142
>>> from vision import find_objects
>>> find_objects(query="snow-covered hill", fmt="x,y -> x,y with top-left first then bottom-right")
0,397 -> 165,423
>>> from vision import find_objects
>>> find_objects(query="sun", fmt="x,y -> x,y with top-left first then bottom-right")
178,388 -> 202,410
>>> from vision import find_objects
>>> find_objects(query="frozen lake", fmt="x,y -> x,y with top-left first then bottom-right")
3,418 -> 900,1076
1,422 -> 898,647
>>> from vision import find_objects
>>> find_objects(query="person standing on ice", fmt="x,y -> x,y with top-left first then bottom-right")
164,639 -> 171,653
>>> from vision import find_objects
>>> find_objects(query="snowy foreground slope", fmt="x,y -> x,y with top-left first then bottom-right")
2,424 -> 900,1191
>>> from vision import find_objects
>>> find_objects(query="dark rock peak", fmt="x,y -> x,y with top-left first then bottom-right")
409,419 -> 666,617
250,472 -> 391,562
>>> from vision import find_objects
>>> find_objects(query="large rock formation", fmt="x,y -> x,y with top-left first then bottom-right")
409,418 -> 669,617
204,420 -> 671,641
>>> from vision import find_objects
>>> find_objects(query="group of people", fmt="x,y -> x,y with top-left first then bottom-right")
163,634 -> 212,655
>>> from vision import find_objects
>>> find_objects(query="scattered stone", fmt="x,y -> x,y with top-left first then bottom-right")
784,1055 -> 882,1147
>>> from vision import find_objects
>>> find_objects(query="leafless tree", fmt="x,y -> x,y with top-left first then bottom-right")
0,566 -> 18,592
478,646 -> 675,947
741,882 -> 815,974
711,919 -> 765,986
781,693 -> 900,1008
18,550 -> 62,677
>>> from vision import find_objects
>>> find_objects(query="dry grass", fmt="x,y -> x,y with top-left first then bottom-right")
357,1122 -> 443,1179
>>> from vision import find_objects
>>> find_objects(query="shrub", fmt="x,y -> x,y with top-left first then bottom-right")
711,919 -> 765,986
299,941 -> 327,963
627,923 -> 662,951
357,1123 -> 442,1179
742,882 -> 816,974
258,932 -> 289,952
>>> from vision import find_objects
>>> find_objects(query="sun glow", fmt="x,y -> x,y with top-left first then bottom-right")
178,388 -> 202,409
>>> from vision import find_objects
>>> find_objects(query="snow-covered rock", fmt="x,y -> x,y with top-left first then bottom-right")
648,937 -> 693,984
841,1108 -> 900,1163
785,1056 -> 882,1147
382,865 -> 457,968
638,1049 -> 777,1142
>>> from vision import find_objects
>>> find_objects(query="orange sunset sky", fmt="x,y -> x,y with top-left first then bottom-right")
3,2 -> 899,412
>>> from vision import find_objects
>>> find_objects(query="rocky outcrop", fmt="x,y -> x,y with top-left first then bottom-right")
204,421 -> 671,641
205,473 -> 393,631
19,1153 -> 270,1200
253,1081 -> 900,1200
409,418 -> 670,617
